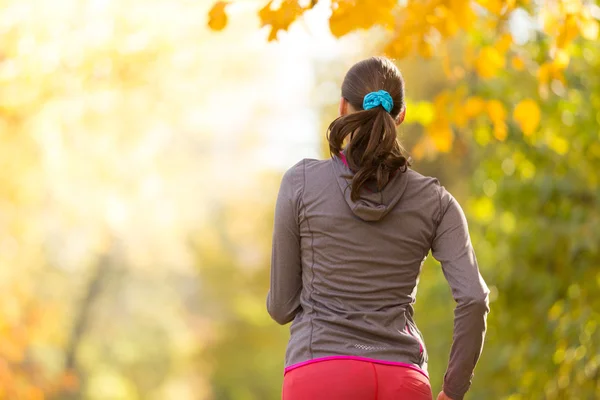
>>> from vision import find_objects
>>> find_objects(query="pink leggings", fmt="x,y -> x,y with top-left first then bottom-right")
283,359 -> 433,400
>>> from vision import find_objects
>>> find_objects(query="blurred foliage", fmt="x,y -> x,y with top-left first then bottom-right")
467,33 -> 600,398
1,0 -> 599,399
210,0 -> 598,155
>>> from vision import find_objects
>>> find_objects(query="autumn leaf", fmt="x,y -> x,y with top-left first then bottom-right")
434,6 -> 459,37
494,33 -> 513,53
556,14 -> 579,48
453,98 -> 468,128
511,56 -> 525,71
329,0 -> 396,38
418,40 -> 433,59
553,49 -> 570,69
537,61 -> 566,93
259,0 -> 305,41
541,8 -> 559,36
404,100 -> 435,125
449,0 -> 476,29
486,100 -> 506,124
385,35 -> 413,59
513,99 -> 541,136
537,63 -> 552,86
464,96 -> 486,118
548,134 -> 569,155
475,46 -> 505,79
484,100 -> 507,141
207,1 -> 229,32
427,119 -> 454,153
475,0 -> 507,15
493,121 -> 508,141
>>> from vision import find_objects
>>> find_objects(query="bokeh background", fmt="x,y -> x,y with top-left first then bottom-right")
1,0 -> 599,399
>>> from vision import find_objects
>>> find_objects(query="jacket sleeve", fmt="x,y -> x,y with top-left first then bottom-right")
266,165 -> 303,325
431,188 -> 490,400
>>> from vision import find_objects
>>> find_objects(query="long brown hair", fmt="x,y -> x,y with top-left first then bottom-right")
327,57 -> 410,201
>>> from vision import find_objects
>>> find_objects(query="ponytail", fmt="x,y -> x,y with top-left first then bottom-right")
327,57 -> 410,201
327,105 -> 409,202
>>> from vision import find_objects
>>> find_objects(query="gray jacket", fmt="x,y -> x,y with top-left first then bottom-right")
267,156 -> 489,400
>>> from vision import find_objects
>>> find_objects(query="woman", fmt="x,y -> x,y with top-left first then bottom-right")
267,56 -> 489,400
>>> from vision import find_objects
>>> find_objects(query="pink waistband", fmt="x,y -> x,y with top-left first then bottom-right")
284,355 -> 429,380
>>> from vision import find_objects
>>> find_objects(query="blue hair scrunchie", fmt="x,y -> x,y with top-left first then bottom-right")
363,90 -> 394,113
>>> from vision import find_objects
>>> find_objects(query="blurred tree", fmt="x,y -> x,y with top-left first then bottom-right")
192,175 -> 290,400
466,35 -> 600,399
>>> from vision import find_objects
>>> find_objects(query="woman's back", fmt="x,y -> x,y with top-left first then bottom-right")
274,157 -> 441,364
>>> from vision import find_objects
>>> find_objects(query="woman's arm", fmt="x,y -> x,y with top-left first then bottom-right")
431,188 -> 490,400
267,166 -> 303,325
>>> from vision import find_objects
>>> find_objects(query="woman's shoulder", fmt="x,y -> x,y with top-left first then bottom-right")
404,168 -> 459,218
404,168 -> 443,190
404,168 -> 455,206
280,158 -> 329,189
284,157 -> 333,176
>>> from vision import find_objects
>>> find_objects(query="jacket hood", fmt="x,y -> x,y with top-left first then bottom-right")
331,154 -> 409,222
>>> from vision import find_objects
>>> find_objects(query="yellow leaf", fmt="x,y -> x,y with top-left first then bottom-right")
495,33 -> 513,53
548,301 -> 564,321
580,17 -> 599,40
404,100 -> 435,125
330,0 -> 396,38
537,61 -> 566,96
493,121 -> 508,141
513,99 -> 541,136
435,6 -> 459,37
537,63 -> 552,85
475,0 -> 505,15
449,0 -> 476,29
556,15 -> 580,48
518,158 -> 536,180
541,9 -> 559,36
454,98 -> 468,128
471,196 -> 495,223
427,119 -> 454,153
486,100 -> 506,124
328,0 -> 355,38
207,1 -> 229,31
553,49 -> 570,69
259,0 -> 305,41
434,90 -> 452,109
549,135 -> 569,155
385,35 -> 413,60
418,40 -> 433,59
511,56 -> 525,71
475,46 -> 505,79
464,96 -> 486,118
